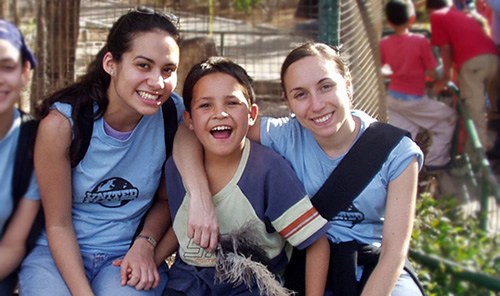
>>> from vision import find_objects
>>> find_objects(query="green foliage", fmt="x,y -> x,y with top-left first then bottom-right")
411,193 -> 500,295
233,0 -> 260,14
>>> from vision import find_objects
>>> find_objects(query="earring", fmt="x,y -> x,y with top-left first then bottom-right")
110,70 -> 114,76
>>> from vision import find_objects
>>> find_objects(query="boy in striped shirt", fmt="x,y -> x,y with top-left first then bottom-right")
161,57 -> 329,296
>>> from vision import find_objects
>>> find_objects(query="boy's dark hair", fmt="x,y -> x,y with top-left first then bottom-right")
426,0 -> 451,9
36,6 -> 180,166
385,0 -> 415,26
182,56 -> 255,113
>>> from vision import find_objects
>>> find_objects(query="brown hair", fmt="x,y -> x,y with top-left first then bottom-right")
280,42 -> 351,98
182,56 -> 255,113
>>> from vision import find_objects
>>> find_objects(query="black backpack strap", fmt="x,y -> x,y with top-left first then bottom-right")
71,103 -> 94,168
162,96 -> 178,158
130,96 -> 178,246
284,122 -> 411,295
72,98 -> 177,167
311,122 -> 410,219
12,111 -> 38,203
9,110 -> 44,252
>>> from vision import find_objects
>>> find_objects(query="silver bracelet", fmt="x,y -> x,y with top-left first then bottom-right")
135,235 -> 157,248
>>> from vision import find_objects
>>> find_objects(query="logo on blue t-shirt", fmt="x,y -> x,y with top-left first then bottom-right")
332,204 -> 364,228
83,177 -> 139,208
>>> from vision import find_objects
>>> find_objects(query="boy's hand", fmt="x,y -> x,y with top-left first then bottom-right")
188,193 -> 219,252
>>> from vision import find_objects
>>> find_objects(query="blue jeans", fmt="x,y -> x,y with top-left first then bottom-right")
19,245 -> 168,296
323,269 -> 423,296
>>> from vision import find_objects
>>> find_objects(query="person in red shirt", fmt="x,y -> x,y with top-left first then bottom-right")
485,0 -> 500,159
381,0 -> 457,171
427,0 -> 499,150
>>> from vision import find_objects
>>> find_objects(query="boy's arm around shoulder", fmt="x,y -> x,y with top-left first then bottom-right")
173,123 -> 218,252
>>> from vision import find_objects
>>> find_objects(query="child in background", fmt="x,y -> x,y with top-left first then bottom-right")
381,0 -> 457,171
485,0 -> 500,159
161,57 -> 330,296
426,0 -> 498,150
0,19 -> 40,294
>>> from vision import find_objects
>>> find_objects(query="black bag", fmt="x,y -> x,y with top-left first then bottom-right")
283,122 -> 423,295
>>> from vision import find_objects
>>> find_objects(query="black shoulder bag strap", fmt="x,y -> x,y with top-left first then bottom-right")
311,121 -> 409,219
162,97 -> 178,158
12,111 -> 38,201
310,122 -> 425,296
284,122 -> 410,295
71,102 -> 94,167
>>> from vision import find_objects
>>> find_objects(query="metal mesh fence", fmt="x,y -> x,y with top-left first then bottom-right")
340,0 -> 386,120
4,0 -> 385,118
73,0 -> 317,116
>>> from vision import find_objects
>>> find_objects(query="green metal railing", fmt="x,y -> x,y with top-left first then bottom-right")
447,82 -> 500,230
318,3 -> 500,292
409,82 -> 500,292
410,249 -> 500,291
318,0 -> 340,46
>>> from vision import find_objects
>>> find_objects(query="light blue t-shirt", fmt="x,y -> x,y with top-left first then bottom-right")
36,94 -> 184,253
0,109 -> 40,237
261,110 -> 423,246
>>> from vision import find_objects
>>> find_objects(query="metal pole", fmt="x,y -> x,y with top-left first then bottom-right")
318,0 -> 340,46
410,250 -> 500,291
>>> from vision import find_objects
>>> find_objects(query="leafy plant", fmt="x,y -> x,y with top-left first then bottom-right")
411,193 -> 500,295
233,0 -> 260,14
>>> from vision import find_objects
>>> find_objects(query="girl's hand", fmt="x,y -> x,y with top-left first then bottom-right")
118,238 -> 159,290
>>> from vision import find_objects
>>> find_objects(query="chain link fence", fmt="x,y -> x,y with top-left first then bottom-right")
3,0 -> 385,118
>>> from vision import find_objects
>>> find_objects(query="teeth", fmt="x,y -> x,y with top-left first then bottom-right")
314,113 -> 332,124
138,91 -> 160,101
211,125 -> 231,131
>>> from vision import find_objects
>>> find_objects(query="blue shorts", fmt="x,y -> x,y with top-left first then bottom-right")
19,245 -> 168,296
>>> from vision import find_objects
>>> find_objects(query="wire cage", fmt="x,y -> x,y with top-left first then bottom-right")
3,0 -> 385,118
